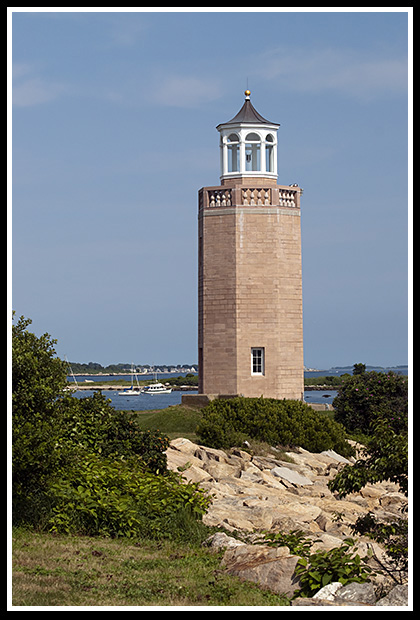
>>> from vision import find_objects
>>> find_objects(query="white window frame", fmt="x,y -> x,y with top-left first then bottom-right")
251,347 -> 265,375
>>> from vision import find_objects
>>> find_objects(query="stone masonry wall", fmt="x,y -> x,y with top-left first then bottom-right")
198,180 -> 304,400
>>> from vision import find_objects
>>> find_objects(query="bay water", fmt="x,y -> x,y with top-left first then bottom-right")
68,367 -> 407,412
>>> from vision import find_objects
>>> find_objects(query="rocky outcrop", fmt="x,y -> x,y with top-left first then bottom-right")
292,582 -> 408,606
221,543 -> 301,598
165,438 -> 408,606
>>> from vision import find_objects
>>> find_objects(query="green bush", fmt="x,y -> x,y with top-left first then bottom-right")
48,453 -> 211,539
294,538 -> 373,597
196,397 -> 354,457
350,512 -> 408,572
258,530 -> 374,598
57,392 -> 170,473
329,409 -> 408,497
333,370 -> 408,435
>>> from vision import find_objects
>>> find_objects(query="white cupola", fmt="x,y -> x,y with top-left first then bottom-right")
216,90 -> 280,183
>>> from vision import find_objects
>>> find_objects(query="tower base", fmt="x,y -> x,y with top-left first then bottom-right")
181,393 -> 239,407
181,392 -> 305,408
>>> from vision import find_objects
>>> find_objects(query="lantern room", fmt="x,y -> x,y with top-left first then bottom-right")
216,90 -> 280,184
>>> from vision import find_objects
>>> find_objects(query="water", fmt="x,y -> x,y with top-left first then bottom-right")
71,387 -> 197,411
71,387 -> 337,410
68,366 -> 407,412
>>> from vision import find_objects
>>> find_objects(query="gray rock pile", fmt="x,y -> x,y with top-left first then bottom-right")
165,438 -> 409,606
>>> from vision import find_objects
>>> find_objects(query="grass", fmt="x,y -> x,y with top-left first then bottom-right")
130,406 -> 298,462
12,528 -> 289,607
131,405 -> 203,442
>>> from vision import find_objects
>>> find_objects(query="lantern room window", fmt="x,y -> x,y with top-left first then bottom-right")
265,133 -> 274,173
245,132 -> 261,172
227,133 -> 239,172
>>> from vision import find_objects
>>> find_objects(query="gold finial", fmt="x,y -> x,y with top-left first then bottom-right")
245,89 -> 251,97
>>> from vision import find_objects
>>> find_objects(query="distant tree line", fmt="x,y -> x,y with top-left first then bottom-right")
304,375 -> 344,387
67,362 -> 197,374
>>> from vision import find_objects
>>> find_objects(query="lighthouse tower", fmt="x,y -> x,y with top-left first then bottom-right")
196,91 -> 304,401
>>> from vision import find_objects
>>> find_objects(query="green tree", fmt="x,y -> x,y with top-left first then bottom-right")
56,391 -> 170,473
328,408 -> 408,572
352,362 -> 366,375
332,370 -> 408,435
12,314 -> 68,516
329,409 -> 408,497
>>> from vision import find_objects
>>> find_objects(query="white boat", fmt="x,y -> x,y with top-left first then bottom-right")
118,387 -> 143,395
118,364 -> 144,395
144,382 -> 172,395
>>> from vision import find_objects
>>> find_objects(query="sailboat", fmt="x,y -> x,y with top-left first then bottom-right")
64,357 -> 79,391
118,364 -> 144,395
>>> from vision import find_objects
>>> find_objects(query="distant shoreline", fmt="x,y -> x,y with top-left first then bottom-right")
69,365 -> 408,377
68,384 -> 340,392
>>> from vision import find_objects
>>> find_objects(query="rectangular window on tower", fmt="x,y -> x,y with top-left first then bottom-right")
251,348 -> 265,375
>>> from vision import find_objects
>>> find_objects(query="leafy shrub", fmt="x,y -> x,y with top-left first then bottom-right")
261,529 -> 314,558
57,392 -> 170,473
196,397 -> 354,457
48,453 -> 211,539
333,371 -> 408,435
350,512 -> 408,572
257,530 -> 374,598
294,538 -> 373,597
329,409 -> 408,497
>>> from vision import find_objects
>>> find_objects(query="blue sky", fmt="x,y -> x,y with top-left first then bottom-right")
10,9 -> 411,369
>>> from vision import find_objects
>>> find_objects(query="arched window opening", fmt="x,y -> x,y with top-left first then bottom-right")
227,133 -> 239,172
265,144 -> 274,172
245,133 -> 260,142
245,133 -> 261,171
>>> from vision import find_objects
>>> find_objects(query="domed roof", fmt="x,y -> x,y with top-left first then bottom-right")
217,91 -> 279,129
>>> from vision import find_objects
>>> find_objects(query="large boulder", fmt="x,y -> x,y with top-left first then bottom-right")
221,543 -> 301,598
376,584 -> 408,606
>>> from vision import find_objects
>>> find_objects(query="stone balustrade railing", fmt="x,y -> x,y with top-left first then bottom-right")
200,185 -> 301,210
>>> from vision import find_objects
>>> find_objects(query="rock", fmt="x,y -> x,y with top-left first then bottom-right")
165,448 -> 213,484
376,584 -> 408,606
271,466 -> 313,486
163,437 -> 408,598
320,449 -> 352,464
359,483 -> 383,500
231,447 -> 252,461
310,533 -> 347,551
194,445 -> 231,464
379,492 -> 407,508
169,437 -> 198,454
315,511 -> 333,532
292,597 -> 352,606
272,502 -> 322,526
202,461 -> 241,481
203,532 -> 246,550
312,581 -> 343,600
296,582 -> 381,607
221,543 -> 301,598
334,582 -> 377,605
